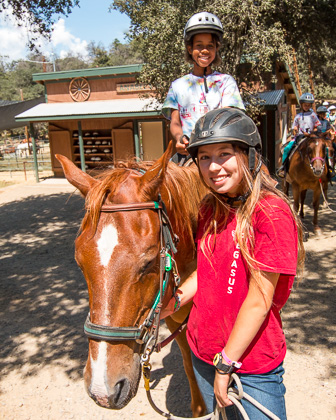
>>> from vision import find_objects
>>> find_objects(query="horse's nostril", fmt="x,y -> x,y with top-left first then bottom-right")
108,378 -> 131,408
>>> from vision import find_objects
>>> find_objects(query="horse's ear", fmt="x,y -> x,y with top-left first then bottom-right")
55,154 -> 98,196
140,141 -> 173,194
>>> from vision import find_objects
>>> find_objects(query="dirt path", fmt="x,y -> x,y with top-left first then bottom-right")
0,177 -> 335,420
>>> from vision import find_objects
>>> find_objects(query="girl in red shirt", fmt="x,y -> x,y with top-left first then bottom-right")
161,108 -> 304,419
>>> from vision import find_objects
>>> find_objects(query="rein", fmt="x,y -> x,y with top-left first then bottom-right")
83,195 -> 182,359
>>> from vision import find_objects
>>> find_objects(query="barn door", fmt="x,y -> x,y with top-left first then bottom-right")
49,130 -> 72,176
111,128 -> 135,163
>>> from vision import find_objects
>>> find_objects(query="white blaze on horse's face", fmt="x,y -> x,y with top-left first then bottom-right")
88,341 -> 109,400
97,223 -> 119,267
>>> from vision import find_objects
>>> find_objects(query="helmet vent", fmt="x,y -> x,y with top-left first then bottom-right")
210,110 -> 228,128
198,115 -> 206,131
219,115 -> 243,129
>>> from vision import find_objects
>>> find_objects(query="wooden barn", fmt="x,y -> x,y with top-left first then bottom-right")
15,65 -> 168,177
15,62 -> 299,178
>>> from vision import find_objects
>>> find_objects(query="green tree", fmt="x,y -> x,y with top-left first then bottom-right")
88,39 -> 143,68
0,0 -> 80,46
88,42 -> 111,67
54,53 -> 88,71
0,54 -> 44,101
108,38 -> 143,66
112,0 -> 336,107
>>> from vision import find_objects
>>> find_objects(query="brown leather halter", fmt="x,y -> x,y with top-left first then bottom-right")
83,195 -> 181,360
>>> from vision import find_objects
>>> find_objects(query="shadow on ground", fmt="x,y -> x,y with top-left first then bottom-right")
281,186 -> 336,380
0,193 -> 87,381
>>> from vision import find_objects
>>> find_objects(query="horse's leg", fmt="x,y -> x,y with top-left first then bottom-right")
300,189 -> 307,219
291,183 -> 300,215
312,188 -> 322,234
323,180 -> 329,203
165,316 -> 206,417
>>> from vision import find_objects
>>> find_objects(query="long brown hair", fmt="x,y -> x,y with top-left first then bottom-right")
197,147 -> 305,300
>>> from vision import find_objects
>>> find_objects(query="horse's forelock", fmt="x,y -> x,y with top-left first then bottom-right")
80,160 -> 203,243
81,168 -> 131,233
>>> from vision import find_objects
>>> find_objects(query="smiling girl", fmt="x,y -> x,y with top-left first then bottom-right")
162,12 -> 245,164
161,108 -> 305,419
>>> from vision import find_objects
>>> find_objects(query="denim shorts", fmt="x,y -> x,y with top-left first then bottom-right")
191,351 -> 287,420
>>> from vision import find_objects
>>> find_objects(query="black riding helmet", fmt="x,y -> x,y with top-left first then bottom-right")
187,108 -> 262,173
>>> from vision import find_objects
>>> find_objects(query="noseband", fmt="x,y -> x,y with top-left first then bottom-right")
83,195 -> 180,358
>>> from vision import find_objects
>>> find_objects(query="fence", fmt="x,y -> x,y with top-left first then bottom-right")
0,143 -> 52,181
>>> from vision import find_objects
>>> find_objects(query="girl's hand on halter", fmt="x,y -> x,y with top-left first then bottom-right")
214,371 -> 233,407
160,271 -> 198,319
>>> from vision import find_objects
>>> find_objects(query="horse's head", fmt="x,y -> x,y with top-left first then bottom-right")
302,133 -> 331,178
56,145 -> 203,410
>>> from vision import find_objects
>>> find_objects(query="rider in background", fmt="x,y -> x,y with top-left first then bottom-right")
316,106 -> 332,134
162,12 -> 245,164
277,92 -> 320,178
328,105 -> 336,129
323,105 -> 336,176
161,108 -> 304,420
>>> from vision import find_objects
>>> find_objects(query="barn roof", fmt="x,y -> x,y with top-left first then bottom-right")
0,97 -> 45,130
15,98 -> 161,122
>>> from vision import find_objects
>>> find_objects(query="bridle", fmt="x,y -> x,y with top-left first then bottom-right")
83,194 -> 181,360
299,137 -> 327,175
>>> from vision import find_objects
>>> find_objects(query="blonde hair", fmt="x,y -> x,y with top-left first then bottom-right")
198,146 -> 305,301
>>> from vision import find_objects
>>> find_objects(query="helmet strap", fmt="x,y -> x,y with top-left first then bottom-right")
248,147 -> 256,171
249,147 -> 262,178
222,191 -> 250,207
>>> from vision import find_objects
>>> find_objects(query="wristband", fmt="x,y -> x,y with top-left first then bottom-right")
221,349 -> 242,369
173,294 -> 181,312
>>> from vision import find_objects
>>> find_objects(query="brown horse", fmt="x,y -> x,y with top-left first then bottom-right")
284,133 -> 333,231
56,144 -> 207,417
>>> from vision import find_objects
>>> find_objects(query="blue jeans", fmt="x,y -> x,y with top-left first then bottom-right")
191,352 -> 287,420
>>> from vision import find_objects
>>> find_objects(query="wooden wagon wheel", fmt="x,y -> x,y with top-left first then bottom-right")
69,77 -> 91,102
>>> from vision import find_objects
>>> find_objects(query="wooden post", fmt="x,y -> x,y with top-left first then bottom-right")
42,56 -> 47,73
20,89 -> 31,155
133,120 -> 140,158
29,122 -> 39,183
78,121 -> 86,172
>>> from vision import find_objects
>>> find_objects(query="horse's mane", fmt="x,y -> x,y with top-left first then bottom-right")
81,159 -> 206,245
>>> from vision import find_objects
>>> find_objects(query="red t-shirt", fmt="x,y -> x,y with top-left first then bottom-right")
186,195 -> 298,374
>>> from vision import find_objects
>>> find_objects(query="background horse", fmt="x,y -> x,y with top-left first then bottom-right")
16,142 -> 32,157
56,144 -> 207,417
284,133 -> 332,232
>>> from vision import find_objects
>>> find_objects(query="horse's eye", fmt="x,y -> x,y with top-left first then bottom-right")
140,258 -> 158,275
